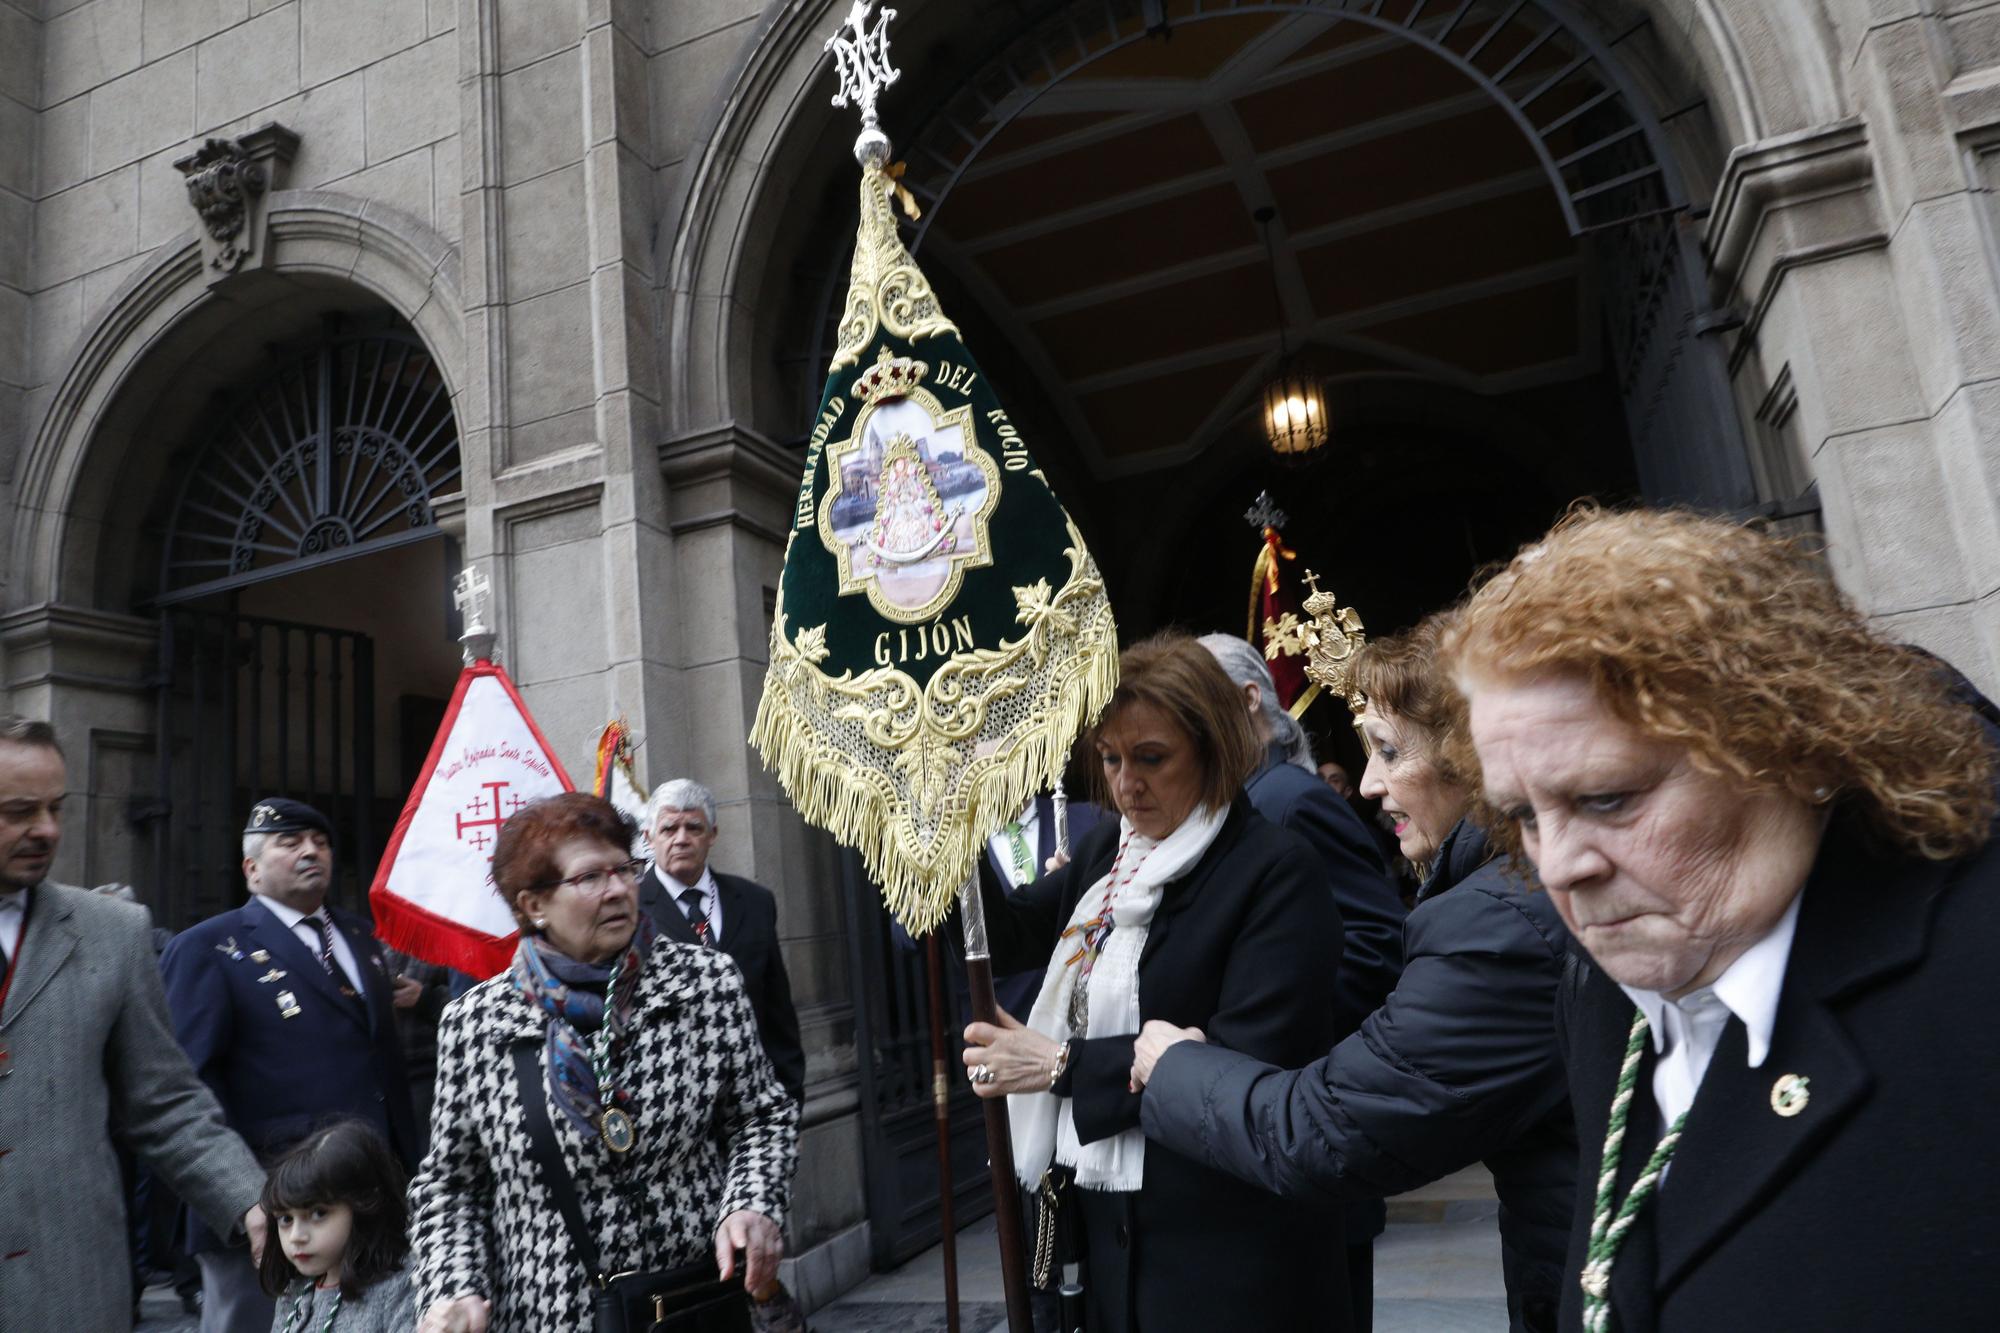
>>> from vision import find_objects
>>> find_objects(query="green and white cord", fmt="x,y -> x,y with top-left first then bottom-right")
1580,1008 -> 1688,1333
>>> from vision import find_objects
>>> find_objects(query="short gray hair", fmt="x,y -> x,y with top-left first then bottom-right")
647,778 -> 717,828
1197,633 -> 1313,771
242,833 -> 270,862
0,715 -> 63,758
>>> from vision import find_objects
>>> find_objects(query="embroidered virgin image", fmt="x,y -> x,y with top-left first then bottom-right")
818,353 -> 998,624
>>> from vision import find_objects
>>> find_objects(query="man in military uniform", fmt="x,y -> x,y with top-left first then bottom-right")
161,797 -> 419,1333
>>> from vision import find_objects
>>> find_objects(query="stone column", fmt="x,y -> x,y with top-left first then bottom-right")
0,604 -> 158,889
1707,12 -> 2000,692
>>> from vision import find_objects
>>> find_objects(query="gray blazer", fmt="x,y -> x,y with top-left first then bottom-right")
0,882 -> 265,1330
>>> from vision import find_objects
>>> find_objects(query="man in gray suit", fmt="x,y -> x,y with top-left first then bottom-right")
0,715 -> 266,1330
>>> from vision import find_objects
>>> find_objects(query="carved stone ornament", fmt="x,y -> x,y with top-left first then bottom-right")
173,122 -> 300,282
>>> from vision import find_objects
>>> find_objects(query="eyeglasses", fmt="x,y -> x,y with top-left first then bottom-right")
540,859 -> 646,895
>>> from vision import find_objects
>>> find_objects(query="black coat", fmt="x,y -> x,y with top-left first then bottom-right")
640,868 -> 805,1103
1556,803 -> 2000,1331
978,796 -> 1347,1333
1142,819 -> 1575,1331
160,898 -> 419,1251
1244,742 -> 1406,1036
1245,742 -> 1410,1250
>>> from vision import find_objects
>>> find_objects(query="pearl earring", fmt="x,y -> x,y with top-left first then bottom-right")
533,917 -> 548,931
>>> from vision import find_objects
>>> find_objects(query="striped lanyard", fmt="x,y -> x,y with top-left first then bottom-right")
1579,1008 -> 1688,1331
1059,831 -> 1154,983
282,1284 -> 342,1333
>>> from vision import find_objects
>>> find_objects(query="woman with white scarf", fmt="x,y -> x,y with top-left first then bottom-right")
961,632 -> 1348,1332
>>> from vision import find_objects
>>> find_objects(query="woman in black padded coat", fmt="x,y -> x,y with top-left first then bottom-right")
1134,615 -> 1575,1333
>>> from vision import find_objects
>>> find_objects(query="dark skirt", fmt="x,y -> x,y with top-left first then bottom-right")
1073,1178 -> 1348,1332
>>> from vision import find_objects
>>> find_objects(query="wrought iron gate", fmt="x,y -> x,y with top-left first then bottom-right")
841,850 -> 998,1266
149,610 -> 377,932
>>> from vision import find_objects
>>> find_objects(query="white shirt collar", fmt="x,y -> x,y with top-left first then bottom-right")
255,894 -> 327,930
0,890 -> 24,915
1621,889 -> 1803,1069
659,866 -> 717,901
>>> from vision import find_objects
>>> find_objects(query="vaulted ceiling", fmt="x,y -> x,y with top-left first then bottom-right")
909,10 -> 1604,475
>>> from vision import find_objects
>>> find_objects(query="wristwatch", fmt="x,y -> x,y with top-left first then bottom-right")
1048,1039 -> 1071,1091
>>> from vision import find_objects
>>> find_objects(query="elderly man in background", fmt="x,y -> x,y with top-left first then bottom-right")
639,778 -> 805,1104
1447,507 -> 2000,1330
1199,633 -> 1407,1330
0,716 -> 265,1331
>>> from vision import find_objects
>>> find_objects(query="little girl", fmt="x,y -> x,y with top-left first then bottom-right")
257,1120 -> 417,1333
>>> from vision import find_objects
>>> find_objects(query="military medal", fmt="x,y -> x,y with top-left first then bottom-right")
276,990 -> 302,1018
257,968 -> 288,983
250,949 -> 271,963
600,1107 -> 637,1154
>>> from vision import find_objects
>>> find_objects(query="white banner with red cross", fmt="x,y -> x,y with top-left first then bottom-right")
369,659 -> 573,978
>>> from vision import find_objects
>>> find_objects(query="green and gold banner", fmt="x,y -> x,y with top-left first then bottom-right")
752,159 -> 1118,934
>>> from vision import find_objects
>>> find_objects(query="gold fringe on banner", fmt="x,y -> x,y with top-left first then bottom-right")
751,531 -> 1118,935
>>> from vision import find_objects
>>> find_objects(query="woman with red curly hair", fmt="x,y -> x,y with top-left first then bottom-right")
1447,506 -> 2000,1332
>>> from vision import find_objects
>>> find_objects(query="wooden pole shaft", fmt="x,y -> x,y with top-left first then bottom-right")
959,876 -> 1034,1333
924,932 -> 962,1333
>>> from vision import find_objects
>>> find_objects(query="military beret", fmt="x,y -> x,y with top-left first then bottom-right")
244,797 -> 333,839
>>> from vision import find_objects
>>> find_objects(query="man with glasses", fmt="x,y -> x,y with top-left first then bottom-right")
161,796 -> 420,1333
640,779 -> 805,1103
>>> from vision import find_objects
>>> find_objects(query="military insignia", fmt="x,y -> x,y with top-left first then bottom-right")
1770,1073 -> 1810,1117
339,985 -> 360,998
251,803 -> 278,828
276,991 -> 302,1018
214,936 -> 243,960
817,350 -> 1000,624
249,949 -> 271,963
256,968 -> 287,984
369,952 -> 386,973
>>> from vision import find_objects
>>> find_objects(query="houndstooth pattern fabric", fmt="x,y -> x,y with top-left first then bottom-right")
409,940 -> 798,1331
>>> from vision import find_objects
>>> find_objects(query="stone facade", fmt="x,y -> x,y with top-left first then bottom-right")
4,0 -> 2000,1305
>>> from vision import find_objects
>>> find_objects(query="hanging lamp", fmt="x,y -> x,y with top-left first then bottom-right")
1254,206 -> 1328,461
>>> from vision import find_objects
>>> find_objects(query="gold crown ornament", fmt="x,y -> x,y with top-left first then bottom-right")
850,346 -> 930,405
1265,569 -> 1370,740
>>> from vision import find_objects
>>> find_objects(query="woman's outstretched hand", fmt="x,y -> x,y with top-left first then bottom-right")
962,1009 -> 1060,1098
1130,1020 -> 1204,1091
716,1208 -> 784,1294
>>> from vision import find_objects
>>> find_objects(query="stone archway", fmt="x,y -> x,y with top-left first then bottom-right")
0,192 -> 463,895
8,193 -> 463,615
662,0 -> 1826,450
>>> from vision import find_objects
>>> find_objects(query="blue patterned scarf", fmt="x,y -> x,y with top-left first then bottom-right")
510,915 -> 656,1141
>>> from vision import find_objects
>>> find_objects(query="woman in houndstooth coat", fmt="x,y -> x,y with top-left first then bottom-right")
410,795 -> 797,1333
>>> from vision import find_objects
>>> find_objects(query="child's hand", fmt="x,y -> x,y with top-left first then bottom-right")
418,1295 -> 491,1332
715,1208 -> 784,1293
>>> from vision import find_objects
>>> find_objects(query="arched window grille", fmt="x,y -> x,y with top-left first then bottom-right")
159,331 -> 460,602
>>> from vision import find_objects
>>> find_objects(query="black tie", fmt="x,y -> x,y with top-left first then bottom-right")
679,888 -> 712,946
305,913 -> 339,978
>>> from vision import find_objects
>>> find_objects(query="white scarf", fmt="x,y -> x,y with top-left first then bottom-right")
1009,803 -> 1231,1192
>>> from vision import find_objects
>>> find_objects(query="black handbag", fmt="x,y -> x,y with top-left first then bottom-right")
511,1042 -> 753,1333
